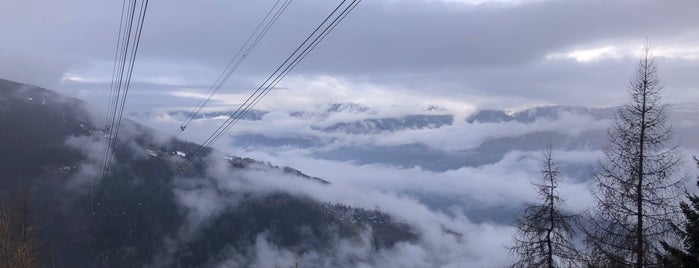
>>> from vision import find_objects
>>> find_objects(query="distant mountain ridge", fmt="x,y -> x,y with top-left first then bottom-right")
466,106 -> 616,124
211,101 -> 698,173
158,103 -> 620,134
152,101 -> 698,135
315,114 -> 454,134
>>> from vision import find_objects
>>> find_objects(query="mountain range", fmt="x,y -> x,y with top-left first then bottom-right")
0,78 -> 417,267
5,77 -> 697,266
150,101 -> 696,173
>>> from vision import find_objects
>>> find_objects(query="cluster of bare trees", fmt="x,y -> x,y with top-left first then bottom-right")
0,192 -> 39,268
510,47 -> 694,267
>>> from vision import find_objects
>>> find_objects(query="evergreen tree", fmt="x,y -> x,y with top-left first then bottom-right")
584,46 -> 685,267
658,157 -> 699,267
509,146 -> 580,267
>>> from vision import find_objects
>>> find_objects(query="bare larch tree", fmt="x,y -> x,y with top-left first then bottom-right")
509,146 -> 580,267
584,47 -> 685,267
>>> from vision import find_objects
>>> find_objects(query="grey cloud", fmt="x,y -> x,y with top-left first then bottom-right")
2,0 -> 698,109
302,0 -> 699,73
364,56 -> 699,109
121,146 -> 519,267
64,134 -> 107,192
2,0 -> 698,74
183,151 -> 519,266
0,49 -> 70,88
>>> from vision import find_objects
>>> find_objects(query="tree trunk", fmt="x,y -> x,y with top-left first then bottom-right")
547,156 -> 555,268
635,75 -> 648,268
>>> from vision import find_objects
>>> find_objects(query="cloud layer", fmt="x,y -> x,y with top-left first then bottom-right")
1,0 -> 698,109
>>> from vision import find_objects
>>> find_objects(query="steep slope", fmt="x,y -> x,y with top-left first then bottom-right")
0,78 -> 416,267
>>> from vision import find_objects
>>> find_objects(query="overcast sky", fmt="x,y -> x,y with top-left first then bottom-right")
5,2 -> 698,264
1,0 -> 698,112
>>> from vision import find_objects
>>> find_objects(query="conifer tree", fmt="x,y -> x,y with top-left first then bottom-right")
510,146 -> 580,267
584,46 -> 685,267
658,157 -> 699,267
